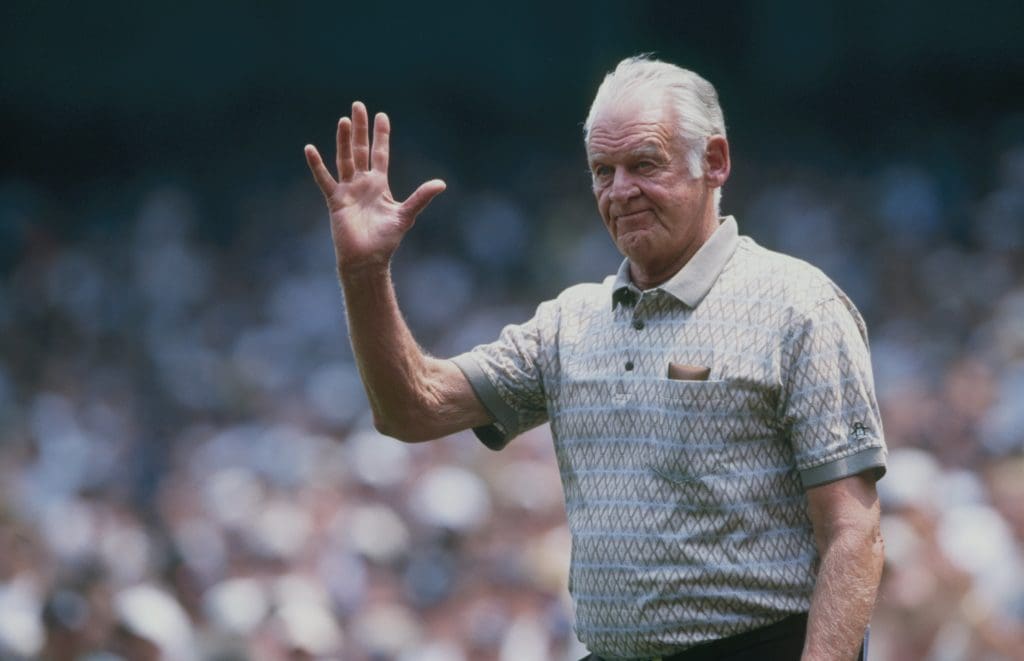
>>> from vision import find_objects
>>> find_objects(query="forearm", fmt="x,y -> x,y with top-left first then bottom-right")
306,102 -> 487,441
802,521 -> 884,660
339,263 -> 484,441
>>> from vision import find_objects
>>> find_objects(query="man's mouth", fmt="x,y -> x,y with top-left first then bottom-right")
615,209 -> 654,231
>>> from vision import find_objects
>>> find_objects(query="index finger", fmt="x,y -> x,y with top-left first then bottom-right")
304,144 -> 336,196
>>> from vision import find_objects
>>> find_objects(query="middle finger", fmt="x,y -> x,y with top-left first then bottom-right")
352,101 -> 370,171
337,117 -> 354,181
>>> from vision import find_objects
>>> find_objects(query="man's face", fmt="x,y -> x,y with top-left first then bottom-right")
587,94 -> 715,284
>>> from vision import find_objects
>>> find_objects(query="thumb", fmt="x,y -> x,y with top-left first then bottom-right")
400,179 -> 446,223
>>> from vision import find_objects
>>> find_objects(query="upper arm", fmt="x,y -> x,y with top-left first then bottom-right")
380,296 -> 556,443
805,473 -> 881,552
424,356 -> 496,436
372,356 -> 493,443
781,294 -> 887,488
444,300 -> 559,450
372,354 -> 495,442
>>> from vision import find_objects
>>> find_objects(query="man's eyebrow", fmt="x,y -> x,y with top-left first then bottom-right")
588,143 -> 667,165
632,144 -> 667,159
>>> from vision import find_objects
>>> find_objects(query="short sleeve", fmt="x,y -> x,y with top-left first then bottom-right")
450,300 -> 558,450
780,294 -> 887,488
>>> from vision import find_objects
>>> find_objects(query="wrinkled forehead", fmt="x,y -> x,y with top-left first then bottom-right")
586,95 -> 678,159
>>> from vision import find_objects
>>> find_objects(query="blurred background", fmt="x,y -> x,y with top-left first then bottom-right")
2,1 -> 1023,659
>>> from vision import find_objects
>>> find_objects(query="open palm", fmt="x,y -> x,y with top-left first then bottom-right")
305,101 -> 446,272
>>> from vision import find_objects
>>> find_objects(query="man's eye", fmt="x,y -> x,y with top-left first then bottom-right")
593,166 -> 611,177
636,161 -> 654,171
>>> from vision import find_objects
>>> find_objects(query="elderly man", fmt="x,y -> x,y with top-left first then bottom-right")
305,56 -> 886,661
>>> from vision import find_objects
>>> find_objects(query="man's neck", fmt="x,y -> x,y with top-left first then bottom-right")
629,215 -> 719,290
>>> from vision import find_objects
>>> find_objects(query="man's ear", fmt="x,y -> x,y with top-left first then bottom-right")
704,135 -> 730,189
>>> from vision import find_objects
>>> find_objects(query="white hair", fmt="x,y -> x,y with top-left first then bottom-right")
584,55 -> 727,213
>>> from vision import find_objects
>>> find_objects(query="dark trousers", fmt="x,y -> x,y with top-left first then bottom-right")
579,613 -> 867,661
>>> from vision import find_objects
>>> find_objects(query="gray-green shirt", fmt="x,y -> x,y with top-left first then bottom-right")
452,216 -> 886,658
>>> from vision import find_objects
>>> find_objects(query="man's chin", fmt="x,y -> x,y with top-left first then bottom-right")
617,230 -> 655,258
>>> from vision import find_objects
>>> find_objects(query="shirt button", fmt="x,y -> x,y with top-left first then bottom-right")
624,361 -> 634,371
632,319 -> 645,330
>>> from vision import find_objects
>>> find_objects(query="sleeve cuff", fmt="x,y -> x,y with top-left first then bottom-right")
800,445 -> 887,488
450,354 -> 516,451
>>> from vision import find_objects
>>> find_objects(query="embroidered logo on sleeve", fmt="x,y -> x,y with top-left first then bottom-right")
850,422 -> 870,440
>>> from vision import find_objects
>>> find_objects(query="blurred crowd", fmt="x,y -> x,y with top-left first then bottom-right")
0,128 -> 1022,660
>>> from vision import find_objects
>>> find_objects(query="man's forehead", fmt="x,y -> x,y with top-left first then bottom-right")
587,94 -> 677,155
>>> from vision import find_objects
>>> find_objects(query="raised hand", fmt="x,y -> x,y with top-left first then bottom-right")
304,101 -> 446,273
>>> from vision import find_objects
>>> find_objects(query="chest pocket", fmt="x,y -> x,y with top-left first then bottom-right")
648,377 -> 776,442
636,378 -> 782,490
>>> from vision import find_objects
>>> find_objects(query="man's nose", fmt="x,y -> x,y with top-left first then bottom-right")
608,168 -> 639,203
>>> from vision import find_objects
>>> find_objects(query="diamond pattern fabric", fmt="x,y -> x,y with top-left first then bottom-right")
451,217 -> 886,658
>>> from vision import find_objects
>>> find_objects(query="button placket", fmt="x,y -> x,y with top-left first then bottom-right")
625,297 -> 648,374
631,294 -> 649,331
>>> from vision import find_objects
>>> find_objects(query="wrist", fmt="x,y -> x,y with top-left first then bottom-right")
337,251 -> 392,277
338,257 -> 392,287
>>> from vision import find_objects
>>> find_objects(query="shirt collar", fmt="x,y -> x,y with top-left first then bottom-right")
611,215 -> 739,309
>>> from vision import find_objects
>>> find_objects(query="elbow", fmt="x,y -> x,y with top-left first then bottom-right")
819,520 -> 883,557
872,522 -> 885,575
819,520 -> 886,587
859,509 -> 885,575
371,411 -> 439,443
369,373 -> 455,443
371,413 -> 415,442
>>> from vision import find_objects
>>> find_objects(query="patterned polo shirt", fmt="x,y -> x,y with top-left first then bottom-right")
451,216 -> 886,659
